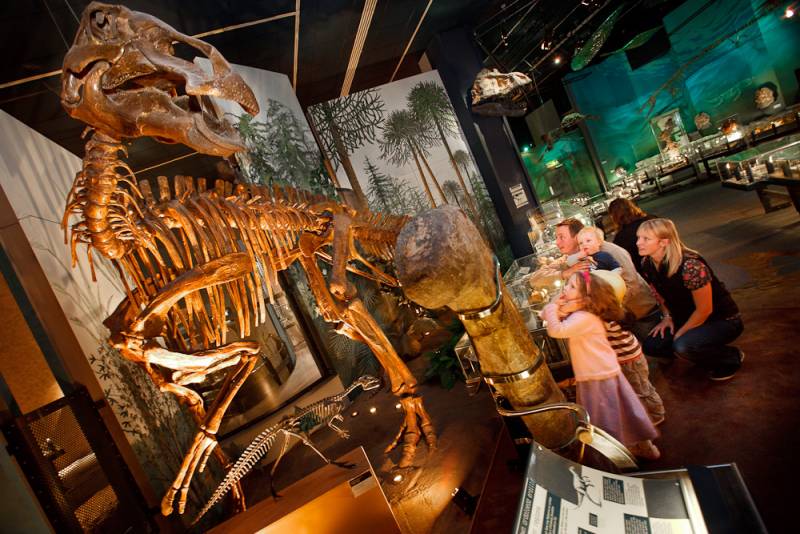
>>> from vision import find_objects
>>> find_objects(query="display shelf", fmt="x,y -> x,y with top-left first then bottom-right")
716,137 -> 800,214
716,138 -> 800,185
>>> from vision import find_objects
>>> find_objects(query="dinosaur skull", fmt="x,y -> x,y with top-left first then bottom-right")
61,2 -> 259,156
357,375 -> 382,391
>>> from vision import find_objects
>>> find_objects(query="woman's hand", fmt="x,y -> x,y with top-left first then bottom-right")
649,316 -> 674,338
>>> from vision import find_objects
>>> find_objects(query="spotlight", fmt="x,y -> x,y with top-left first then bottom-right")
395,403 -> 402,410
451,487 -> 478,516
785,7 -> 795,18
393,474 -> 403,483
351,411 -> 359,417
369,406 -> 377,414
521,144 -> 531,153
553,55 -> 562,65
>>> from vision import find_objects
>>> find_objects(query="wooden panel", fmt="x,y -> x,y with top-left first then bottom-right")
0,268 -> 63,413
210,447 -> 400,534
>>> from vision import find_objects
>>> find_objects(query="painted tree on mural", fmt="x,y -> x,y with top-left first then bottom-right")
454,149 -> 507,256
237,100 -> 334,196
379,109 -> 447,207
364,157 -> 408,215
442,180 -> 464,207
308,89 -> 385,206
408,81 -> 478,217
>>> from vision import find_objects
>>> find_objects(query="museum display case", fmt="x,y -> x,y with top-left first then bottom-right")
746,105 -> 800,143
716,138 -> 800,185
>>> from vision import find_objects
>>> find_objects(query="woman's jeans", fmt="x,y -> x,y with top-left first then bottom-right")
642,316 -> 744,369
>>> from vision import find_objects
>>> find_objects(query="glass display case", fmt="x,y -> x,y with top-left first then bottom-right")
716,137 -> 800,185
746,105 -> 800,143
716,136 -> 800,215
502,254 -> 570,367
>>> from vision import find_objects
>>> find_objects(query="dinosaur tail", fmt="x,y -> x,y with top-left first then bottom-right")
193,423 -> 281,524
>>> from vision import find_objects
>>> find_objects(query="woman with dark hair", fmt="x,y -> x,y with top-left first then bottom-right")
608,198 -> 654,275
637,218 -> 744,381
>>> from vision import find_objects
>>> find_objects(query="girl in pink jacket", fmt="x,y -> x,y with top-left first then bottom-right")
543,271 -> 660,460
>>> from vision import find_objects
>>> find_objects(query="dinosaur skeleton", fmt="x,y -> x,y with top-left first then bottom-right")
59,2 -> 435,517
194,374 -> 381,523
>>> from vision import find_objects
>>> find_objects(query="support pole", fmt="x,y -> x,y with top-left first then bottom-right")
395,206 -> 572,448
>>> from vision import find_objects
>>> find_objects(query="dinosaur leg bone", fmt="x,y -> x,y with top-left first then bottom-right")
328,414 -> 350,439
104,252 -> 259,516
284,430 -> 355,469
269,431 -> 294,498
129,252 -> 253,337
324,212 -> 436,468
161,341 -> 260,516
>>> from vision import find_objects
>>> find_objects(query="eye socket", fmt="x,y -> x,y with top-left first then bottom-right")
90,9 -> 118,40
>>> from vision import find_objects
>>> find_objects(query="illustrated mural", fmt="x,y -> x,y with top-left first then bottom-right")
308,71 -> 508,255
0,110 -> 218,511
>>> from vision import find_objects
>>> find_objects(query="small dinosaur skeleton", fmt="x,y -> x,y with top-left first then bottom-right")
59,2 -> 436,517
194,374 -> 381,522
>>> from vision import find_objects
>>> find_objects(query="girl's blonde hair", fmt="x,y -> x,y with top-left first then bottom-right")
569,272 -> 626,322
637,218 -> 696,277
577,226 -> 605,242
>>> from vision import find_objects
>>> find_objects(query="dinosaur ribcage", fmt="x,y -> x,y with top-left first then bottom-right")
115,175 -> 329,353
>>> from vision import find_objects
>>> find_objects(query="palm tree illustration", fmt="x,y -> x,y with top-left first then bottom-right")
442,180 -> 464,207
379,109 -> 444,208
408,81 -> 478,216
453,149 -> 474,185
308,89 -> 385,207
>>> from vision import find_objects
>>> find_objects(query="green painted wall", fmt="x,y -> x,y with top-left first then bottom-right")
561,0 -> 799,184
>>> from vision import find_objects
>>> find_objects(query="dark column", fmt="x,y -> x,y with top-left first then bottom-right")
564,82 -> 608,192
426,28 -> 536,258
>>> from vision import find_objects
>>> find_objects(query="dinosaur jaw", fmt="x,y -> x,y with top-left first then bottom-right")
60,1 -> 258,157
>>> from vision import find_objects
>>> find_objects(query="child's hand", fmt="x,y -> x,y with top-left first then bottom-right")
559,298 -> 583,315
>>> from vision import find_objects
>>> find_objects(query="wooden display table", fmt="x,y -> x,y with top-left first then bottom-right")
209,446 -> 400,534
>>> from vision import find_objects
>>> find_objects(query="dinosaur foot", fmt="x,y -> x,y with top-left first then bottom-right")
384,395 -> 437,468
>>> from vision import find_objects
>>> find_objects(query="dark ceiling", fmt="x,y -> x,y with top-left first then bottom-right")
0,0 -> 496,182
0,0 -> 686,182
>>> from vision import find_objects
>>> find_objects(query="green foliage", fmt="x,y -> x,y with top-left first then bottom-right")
464,159 -> 508,254
378,109 -> 432,166
308,89 -> 385,169
407,81 -> 459,140
364,157 -> 424,215
423,321 -> 465,390
237,101 -> 334,196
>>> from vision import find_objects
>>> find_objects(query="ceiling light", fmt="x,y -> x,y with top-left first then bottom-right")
369,406 -> 377,414
553,56 -> 562,65
785,7 -> 795,18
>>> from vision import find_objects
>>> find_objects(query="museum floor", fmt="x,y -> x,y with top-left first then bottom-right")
230,181 -> 800,534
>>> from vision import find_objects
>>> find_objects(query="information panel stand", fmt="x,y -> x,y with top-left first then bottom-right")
513,444 -> 766,534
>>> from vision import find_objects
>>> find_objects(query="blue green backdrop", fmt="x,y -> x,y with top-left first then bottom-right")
538,0 -> 800,192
